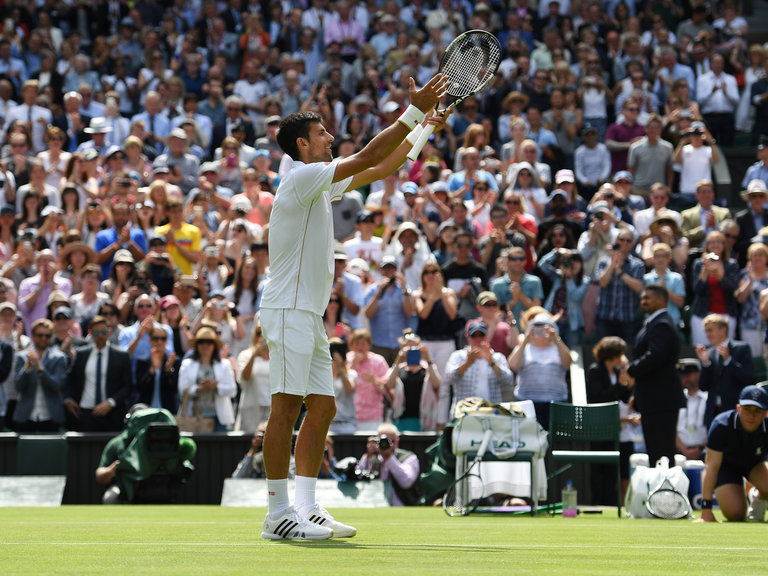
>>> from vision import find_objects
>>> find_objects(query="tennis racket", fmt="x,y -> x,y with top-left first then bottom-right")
645,477 -> 692,519
406,30 -> 502,162
443,426 -> 493,517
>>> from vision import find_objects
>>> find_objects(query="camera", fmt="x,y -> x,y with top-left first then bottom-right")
612,242 -> 620,251
705,253 -> 720,262
531,325 -> 547,336
594,212 -> 605,221
376,435 -> 392,451
561,256 -> 572,267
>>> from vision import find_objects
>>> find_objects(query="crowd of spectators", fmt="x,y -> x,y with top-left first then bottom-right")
1,0 -> 768,444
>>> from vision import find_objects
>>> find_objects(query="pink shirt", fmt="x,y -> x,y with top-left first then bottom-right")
348,350 -> 389,422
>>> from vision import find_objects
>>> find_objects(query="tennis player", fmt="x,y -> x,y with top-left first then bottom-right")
259,74 -> 449,540
698,385 -> 768,522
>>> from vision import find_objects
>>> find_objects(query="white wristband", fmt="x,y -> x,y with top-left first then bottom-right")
398,104 -> 426,130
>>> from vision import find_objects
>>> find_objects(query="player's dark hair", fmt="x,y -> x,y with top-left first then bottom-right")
276,111 -> 323,159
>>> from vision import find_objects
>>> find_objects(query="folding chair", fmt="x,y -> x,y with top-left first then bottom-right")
548,401 -> 621,517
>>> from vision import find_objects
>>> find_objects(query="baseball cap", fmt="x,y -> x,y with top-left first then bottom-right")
591,200 -> 611,214
380,254 -> 397,269
548,189 -> 569,202
738,385 -> 768,410
356,209 -> 374,223
199,161 -> 218,174
0,205 -> 14,216
476,291 -> 498,306
689,121 -> 706,133
41,206 -> 63,218
555,169 -> 575,183
160,295 -> 181,310
169,127 -> 187,140
347,258 -> 369,278
580,123 -> 597,136
266,115 -> 282,126
401,181 -> 419,196
382,101 -> 399,114
148,231 -> 167,244
0,301 -> 17,314
333,243 -> 348,260
53,306 -> 73,320
466,320 -> 488,336
613,170 -> 633,183
678,358 -> 701,374
530,312 -> 556,328
113,249 -> 135,264
152,165 -> 170,175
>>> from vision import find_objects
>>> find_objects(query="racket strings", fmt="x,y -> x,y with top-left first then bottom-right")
441,34 -> 502,98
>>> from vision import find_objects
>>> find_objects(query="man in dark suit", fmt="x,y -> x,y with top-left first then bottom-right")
734,180 -> 768,268
627,284 -> 686,465
696,313 -> 754,429
64,316 -> 132,432
134,325 -> 179,413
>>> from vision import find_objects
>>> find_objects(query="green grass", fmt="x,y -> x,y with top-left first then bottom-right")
2,506 -> 766,575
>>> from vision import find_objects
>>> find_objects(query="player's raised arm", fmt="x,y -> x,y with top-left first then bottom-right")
332,74 -> 449,183
348,109 -> 453,192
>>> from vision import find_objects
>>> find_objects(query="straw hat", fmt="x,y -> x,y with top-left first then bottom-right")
190,326 -> 222,351
650,210 -> 681,237
59,241 -> 96,266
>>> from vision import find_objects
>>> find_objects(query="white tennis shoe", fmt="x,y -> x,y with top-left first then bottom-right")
303,503 -> 357,538
747,487 -> 766,522
261,507 -> 333,540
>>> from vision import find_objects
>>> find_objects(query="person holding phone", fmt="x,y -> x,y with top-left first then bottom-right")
508,313 -> 572,429
385,330 -> 441,432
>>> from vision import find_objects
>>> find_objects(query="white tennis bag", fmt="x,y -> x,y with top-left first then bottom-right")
625,456 -> 690,519
452,411 -> 549,459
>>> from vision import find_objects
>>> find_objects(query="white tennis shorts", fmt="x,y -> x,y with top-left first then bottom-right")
260,308 -> 334,397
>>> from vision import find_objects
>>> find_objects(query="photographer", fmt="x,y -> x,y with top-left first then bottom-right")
97,404 -> 197,504
386,331 -> 441,432
357,423 -> 421,506
537,248 -> 590,347
231,422 -> 288,479
674,121 -> 719,205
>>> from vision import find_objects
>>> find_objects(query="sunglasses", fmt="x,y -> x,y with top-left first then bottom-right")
136,303 -> 153,309
456,243 -> 472,249
626,108 -> 639,112
480,302 -> 498,307
508,256 -> 525,262
197,339 -> 215,346
33,332 -> 53,338
92,328 -> 109,336
723,233 -> 738,240
424,269 -> 441,275
150,335 -> 167,341
506,199 -> 521,205
617,237 -> 633,243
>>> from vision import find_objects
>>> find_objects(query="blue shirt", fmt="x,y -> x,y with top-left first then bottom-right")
490,273 -> 544,325
118,321 -> 174,378
94,227 -> 148,280
741,162 -> 768,189
364,283 -> 410,349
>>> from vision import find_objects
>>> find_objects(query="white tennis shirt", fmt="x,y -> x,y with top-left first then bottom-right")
260,159 -> 353,316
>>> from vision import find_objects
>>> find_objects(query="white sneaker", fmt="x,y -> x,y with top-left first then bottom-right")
303,503 -> 357,538
747,487 -> 766,522
261,507 -> 333,540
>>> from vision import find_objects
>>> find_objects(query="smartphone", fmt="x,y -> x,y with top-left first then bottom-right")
335,322 -> 344,337
406,348 -> 421,366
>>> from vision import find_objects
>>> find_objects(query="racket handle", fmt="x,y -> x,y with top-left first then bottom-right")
476,429 -> 493,460
406,123 -> 436,161
405,124 -> 424,145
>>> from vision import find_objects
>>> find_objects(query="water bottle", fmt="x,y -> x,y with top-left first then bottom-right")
562,480 -> 578,517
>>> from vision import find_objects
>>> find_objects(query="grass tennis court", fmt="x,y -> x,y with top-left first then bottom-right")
2,506 -> 766,575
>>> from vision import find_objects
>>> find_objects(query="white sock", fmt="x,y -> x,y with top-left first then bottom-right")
266,478 -> 291,519
294,475 -> 317,514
